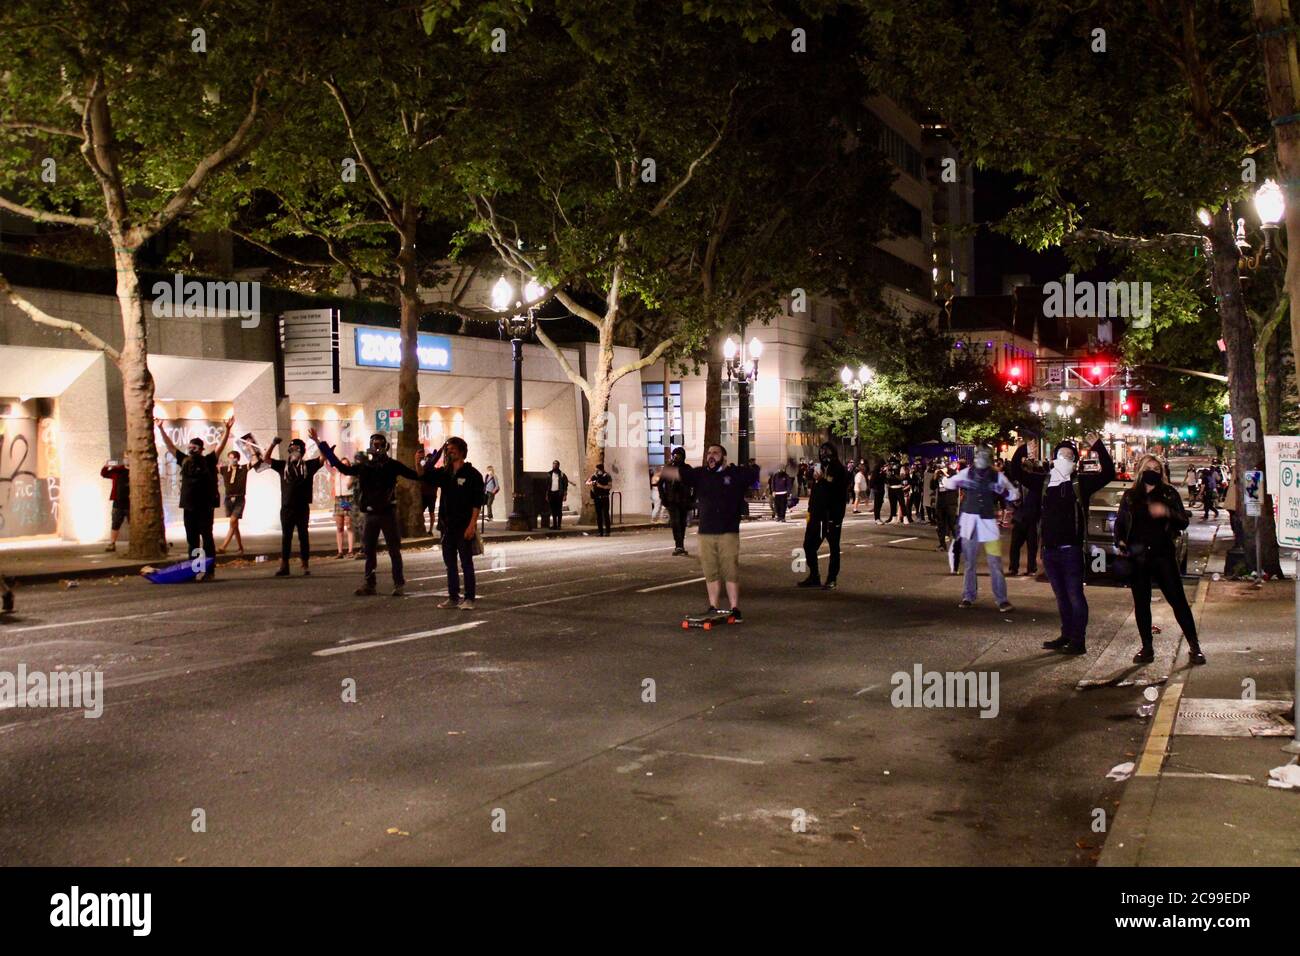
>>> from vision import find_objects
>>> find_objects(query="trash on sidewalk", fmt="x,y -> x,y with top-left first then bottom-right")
61,580 -> 78,589
1107,761 -> 1135,781
140,558 -> 212,584
1266,762 -> 1300,790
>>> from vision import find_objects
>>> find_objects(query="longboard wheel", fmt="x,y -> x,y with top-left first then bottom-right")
725,616 -> 736,624
702,621 -> 712,630
681,620 -> 690,629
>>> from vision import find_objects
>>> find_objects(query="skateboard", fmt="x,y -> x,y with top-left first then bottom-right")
681,610 -> 736,630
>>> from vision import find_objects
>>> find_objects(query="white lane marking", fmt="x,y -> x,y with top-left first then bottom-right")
408,566 -> 513,582
619,545 -> 673,555
1163,772 -> 1254,783
854,543 -> 875,548
409,576 -> 521,598
314,620 -> 487,656
854,684 -> 880,696
4,611 -> 168,634
499,583 -> 634,611
614,745 -> 764,772
743,531 -> 783,539
888,537 -> 918,544
637,577 -> 706,593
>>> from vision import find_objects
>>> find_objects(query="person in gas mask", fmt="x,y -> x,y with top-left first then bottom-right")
1014,434 -> 1114,655
799,442 -> 849,590
943,445 -> 1019,611
156,416 -> 234,582
254,436 -> 325,577
1116,454 -> 1205,665
1005,444 -> 1046,576
311,428 -> 421,596
655,446 -> 693,554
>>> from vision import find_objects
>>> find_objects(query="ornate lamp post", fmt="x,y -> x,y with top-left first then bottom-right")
491,275 -> 547,531
723,334 -> 762,464
840,365 -> 873,466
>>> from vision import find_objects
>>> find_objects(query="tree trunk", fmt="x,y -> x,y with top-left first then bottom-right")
394,225 -> 425,538
703,337 -> 723,459
116,245 -> 167,560
1254,0 -> 1300,411
1210,212 -> 1283,576
1265,317 -> 1284,435
579,323 -> 617,526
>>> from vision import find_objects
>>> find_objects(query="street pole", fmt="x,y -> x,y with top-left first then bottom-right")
853,395 -> 861,467
738,378 -> 750,465
507,335 -> 529,531
1287,551 -> 1300,754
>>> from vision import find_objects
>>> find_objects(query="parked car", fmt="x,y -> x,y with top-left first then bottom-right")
1085,480 -> 1189,580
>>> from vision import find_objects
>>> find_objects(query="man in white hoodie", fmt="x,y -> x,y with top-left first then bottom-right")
943,446 -> 1019,611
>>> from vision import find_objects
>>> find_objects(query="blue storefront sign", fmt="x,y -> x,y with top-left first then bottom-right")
353,327 -> 452,372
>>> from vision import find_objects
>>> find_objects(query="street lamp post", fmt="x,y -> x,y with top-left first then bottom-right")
840,365 -> 873,466
723,334 -> 762,464
492,275 -> 547,532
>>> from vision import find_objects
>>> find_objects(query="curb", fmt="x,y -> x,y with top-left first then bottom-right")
6,521 -> 663,586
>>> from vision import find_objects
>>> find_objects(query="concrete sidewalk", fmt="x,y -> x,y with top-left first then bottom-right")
1101,565 -> 1300,866
0,513 -> 665,584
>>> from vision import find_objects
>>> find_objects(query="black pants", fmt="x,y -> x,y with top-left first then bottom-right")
773,492 -> 788,521
441,529 -> 475,601
548,491 -> 564,528
887,488 -> 904,520
483,491 -> 496,520
1009,520 -> 1038,574
183,507 -> 216,577
803,515 -> 842,583
1202,490 -> 1219,518
1130,552 -> 1198,650
280,506 -> 310,567
594,495 -> 611,535
362,509 -> 404,587
936,507 -> 957,547
872,488 -> 885,520
666,503 -> 689,549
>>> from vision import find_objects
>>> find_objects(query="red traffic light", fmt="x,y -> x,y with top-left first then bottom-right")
1121,400 -> 1133,414
1007,364 -> 1023,380
1090,363 -> 1103,379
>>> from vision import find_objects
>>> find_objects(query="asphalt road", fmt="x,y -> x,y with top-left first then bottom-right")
0,511 -> 1214,866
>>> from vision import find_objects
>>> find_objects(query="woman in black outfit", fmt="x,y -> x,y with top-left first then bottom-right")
1115,455 -> 1206,666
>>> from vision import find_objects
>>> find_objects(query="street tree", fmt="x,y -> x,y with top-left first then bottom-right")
0,0 -> 301,558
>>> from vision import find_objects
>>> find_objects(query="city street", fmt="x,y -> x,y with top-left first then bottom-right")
0,514 -> 1217,866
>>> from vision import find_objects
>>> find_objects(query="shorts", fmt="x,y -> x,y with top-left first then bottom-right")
698,532 -> 740,583
333,495 -> 353,518
111,505 -> 129,531
223,495 -> 245,519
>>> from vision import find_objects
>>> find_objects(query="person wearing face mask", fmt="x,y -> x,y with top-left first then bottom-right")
311,428 -> 422,596
1013,434 -> 1115,655
254,436 -> 325,577
1005,446 -> 1045,577
935,461 -> 961,568
798,443 -> 849,590
943,445 -> 1019,611
658,443 -> 759,622
655,447 -> 693,554
156,416 -> 234,582
1116,456 -> 1205,665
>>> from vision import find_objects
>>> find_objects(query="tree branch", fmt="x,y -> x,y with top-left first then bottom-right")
0,195 -> 97,227
1065,228 -> 1203,250
553,288 -> 605,329
534,320 -> 592,398
649,82 -> 737,218
324,75 -> 399,221
611,336 -> 675,381
0,118 -> 82,138
0,270 -> 121,363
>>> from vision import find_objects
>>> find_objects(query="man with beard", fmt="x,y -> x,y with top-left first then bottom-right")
798,442 -> 849,590
943,445 -> 1018,611
254,436 -> 325,577
658,444 -> 758,622
311,428 -> 421,596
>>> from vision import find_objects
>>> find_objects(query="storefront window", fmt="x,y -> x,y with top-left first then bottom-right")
0,398 -> 59,538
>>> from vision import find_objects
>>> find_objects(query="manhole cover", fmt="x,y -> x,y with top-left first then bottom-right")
1173,698 -> 1295,737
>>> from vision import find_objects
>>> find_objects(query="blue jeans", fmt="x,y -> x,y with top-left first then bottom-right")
442,531 -> 476,601
961,535 -> 1007,604
1042,545 -> 1088,644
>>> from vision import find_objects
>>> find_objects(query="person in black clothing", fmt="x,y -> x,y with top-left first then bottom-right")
1005,446 -> 1045,576
254,437 -> 325,577
659,443 -> 758,621
798,442 -> 849,590
312,429 -> 420,596
935,461 -> 960,567
422,437 -> 484,609
768,466 -> 793,522
886,464 -> 907,523
100,459 -> 130,552
587,462 -> 613,536
1014,434 -> 1115,655
547,461 -> 570,529
156,417 -> 233,582
1116,455 -> 1205,666
656,446 -> 693,555
870,464 -> 887,522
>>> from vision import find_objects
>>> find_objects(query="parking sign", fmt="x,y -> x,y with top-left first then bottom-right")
1277,460 -> 1300,547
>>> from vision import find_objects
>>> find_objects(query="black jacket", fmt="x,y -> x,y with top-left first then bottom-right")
809,459 -> 849,521
318,442 -> 418,513
1115,481 -> 1188,558
1014,439 -> 1115,548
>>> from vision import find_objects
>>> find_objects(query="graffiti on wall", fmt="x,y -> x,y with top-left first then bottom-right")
0,412 -> 59,538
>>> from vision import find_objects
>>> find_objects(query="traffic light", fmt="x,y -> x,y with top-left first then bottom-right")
1162,402 -> 1172,412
